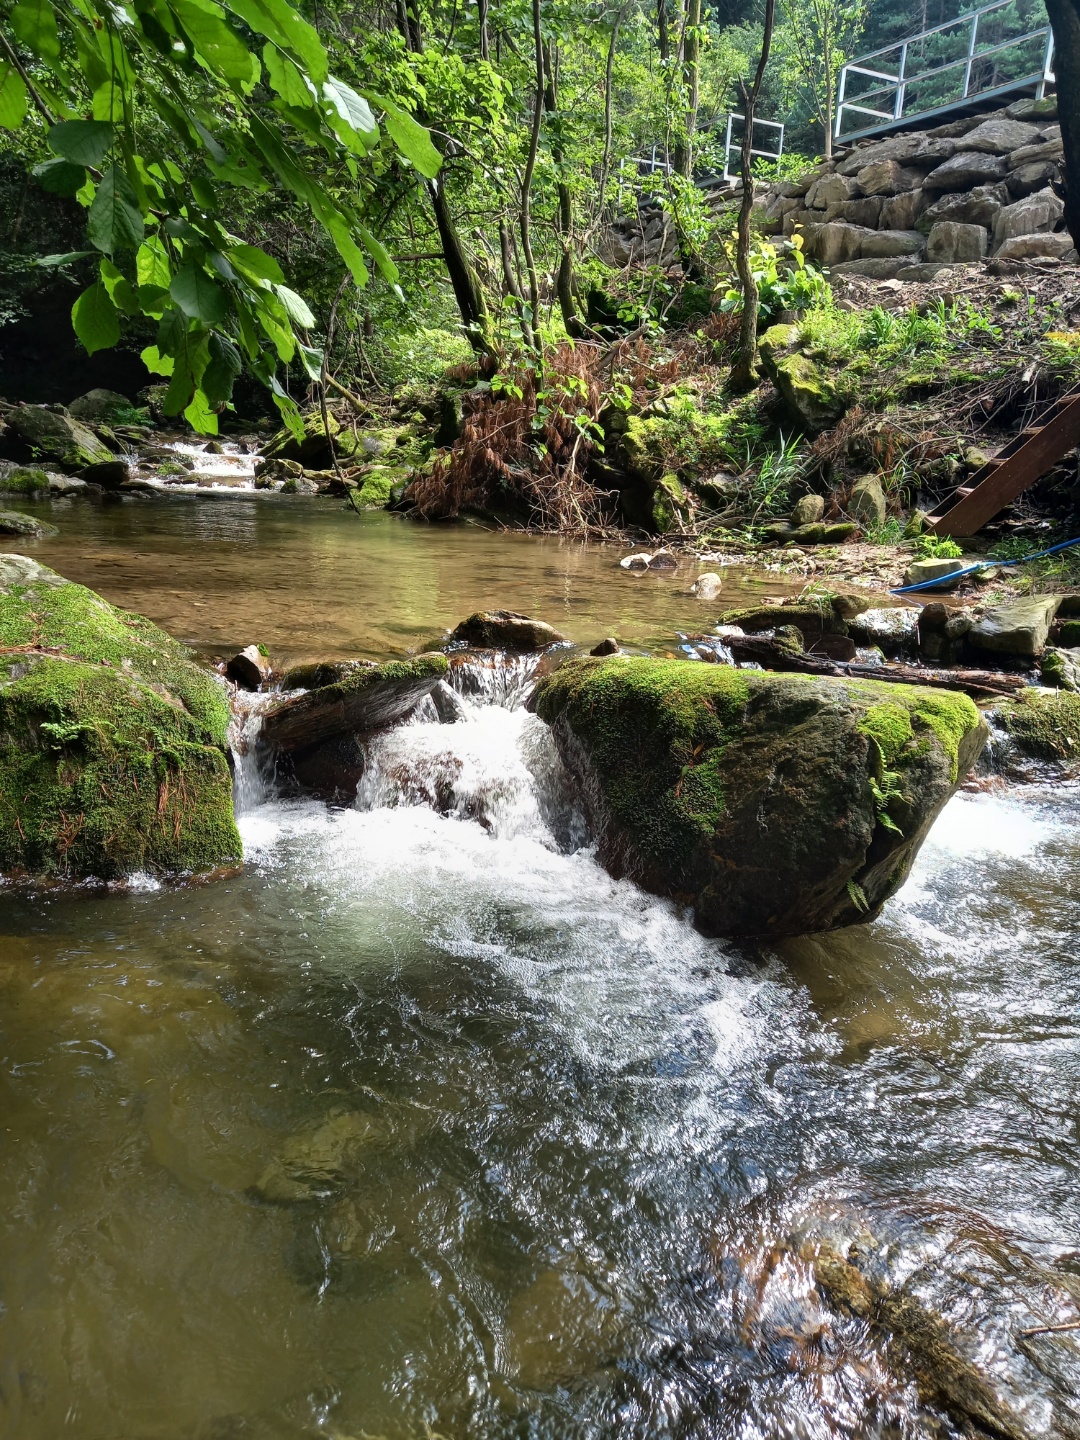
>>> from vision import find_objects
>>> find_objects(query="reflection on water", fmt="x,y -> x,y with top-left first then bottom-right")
2,681 -> 1079,1437
0,494 -> 795,661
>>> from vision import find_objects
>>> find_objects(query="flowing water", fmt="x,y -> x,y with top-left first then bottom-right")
2,506 -> 1080,1439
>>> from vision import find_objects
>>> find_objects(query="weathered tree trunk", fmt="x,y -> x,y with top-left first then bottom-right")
1045,0 -> 1080,252
395,0 -> 494,356
729,0 -> 777,392
478,0 -> 489,59
543,42 -> 582,335
671,0 -> 701,177
519,0 -> 545,355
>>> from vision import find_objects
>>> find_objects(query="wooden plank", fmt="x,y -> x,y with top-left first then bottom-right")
929,394 -> 1080,536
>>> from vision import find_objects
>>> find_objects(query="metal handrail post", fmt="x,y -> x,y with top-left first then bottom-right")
1038,26 -> 1054,96
835,63 -> 847,140
963,8 -> 978,98
894,40 -> 908,120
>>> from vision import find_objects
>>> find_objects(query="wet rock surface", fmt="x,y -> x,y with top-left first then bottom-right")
449,610 -> 568,652
532,655 -> 986,937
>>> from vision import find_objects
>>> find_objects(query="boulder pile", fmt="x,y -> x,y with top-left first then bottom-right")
760,97 -> 1072,279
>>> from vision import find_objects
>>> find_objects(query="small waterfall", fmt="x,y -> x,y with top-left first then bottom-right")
356,705 -> 581,846
445,649 -> 548,708
228,691 -> 277,814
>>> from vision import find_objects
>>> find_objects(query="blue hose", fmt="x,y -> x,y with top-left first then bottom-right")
890,534 -> 1080,595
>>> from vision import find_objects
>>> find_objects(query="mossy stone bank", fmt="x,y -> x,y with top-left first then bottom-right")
0,555 -> 240,881
532,656 -> 986,938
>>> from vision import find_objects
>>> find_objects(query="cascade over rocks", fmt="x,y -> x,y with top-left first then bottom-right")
0,555 -> 240,881
531,656 -> 986,939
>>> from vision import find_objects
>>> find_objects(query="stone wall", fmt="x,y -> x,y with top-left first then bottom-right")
760,95 -> 1072,280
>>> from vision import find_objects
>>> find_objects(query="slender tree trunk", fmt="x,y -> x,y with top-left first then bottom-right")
595,8 -> 624,220
519,0 -> 545,354
729,0 -> 777,392
499,219 -> 524,302
395,0 -> 494,355
478,0 -> 489,59
1045,0 -> 1080,252
657,0 -> 670,61
543,42 -> 582,335
671,0 -> 701,177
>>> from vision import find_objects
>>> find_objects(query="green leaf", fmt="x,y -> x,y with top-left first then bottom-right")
87,165 -> 145,253
99,258 -> 139,314
356,225 -> 398,286
72,283 -> 120,355
367,93 -> 440,179
163,323 -> 211,415
0,63 -> 28,131
227,243 -> 285,286
49,119 -> 114,166
184,389 -> 219,435
32,159 -> 88,196
136,236 -> 171,288
263,44 -> 315,107
323,76 -> 376,153
271,382 -> 305,440
297,341 -> 323,381
225,0 -> 327,82
170,264 -> 230,324
10,0 -> 61,64
140,344 -> 174,377
272,284 -> 315,328
173,0 -> 256,88
202,333 -> 242,405
37,251 -> 97,267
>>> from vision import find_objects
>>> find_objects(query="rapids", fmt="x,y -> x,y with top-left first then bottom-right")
2,654 -> 1079,1439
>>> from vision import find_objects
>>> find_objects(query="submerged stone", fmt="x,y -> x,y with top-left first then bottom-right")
531,656 -> 986,938
0,554 -> 239,881
449,611 -> 567,652
0,510 -> 57,537
252,1109 -> 384,1205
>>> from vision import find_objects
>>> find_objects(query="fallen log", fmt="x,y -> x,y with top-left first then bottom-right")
701,633 -> 1027,702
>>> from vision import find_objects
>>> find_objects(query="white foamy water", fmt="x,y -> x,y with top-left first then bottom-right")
157,440 -> 257,489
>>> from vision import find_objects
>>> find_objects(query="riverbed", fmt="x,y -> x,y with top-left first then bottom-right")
2,503 -> 1079,1439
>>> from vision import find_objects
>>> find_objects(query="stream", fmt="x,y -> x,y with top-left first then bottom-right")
2,502 -> 1080,1438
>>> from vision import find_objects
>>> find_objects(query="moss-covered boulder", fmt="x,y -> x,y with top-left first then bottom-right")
758,323 -> 845,432
531,656 -> 986,938
0,555 -> 240,881
260,413 -> 340,468
0,465 -> 51,494
986,687 -> 1080,777
0,511 -> 57,537
4,405 -> 112,472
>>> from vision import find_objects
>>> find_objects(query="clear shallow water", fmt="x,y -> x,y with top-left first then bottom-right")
3,678 -> 1080,1438
0,495 -> 796,662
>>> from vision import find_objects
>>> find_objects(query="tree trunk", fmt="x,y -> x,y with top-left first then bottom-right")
519,0 -> 545,355
657,0 -> 670,62
395,0 -> 494,356
729,0 -> 777,392
543,42 -> 582,335
1045,0 -> 1080,252
478,0 -> 489,59
672,0 -> 701,177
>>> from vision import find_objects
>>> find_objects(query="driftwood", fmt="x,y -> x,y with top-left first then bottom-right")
709,633 -> 1027,702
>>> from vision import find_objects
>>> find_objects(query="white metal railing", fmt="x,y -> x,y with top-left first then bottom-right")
723,113 -> 785,181
835,0 -> 1055,144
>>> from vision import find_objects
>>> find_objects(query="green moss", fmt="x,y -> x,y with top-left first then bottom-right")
357,466 -> 409,508
991,687 -> 1080,762
855,687 -> 978,782
1059,619 -> 1080,647
0,467 -> 50,494
0,654 -> 239,879
534,657 -> 752,870
0,557 -> 238,879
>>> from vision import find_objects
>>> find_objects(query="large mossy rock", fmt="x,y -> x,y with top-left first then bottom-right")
759,323 -> 845,432
0,555 -> 240,881
4,405 -> 112,473
531,656 -> 986,938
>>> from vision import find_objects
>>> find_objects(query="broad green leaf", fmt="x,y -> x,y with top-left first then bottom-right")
255,296 -> 295,362
228,243 -> 284,285
173,0 -> 256,88
272,284 -> 315,328
92,81 -> 125,123
99,257 -> 140,313
137,284 -> 170,317
323,77 -> 376,153
357,225 -> 398,285
37,250 -> 97,267
72,282 -> 120,355
184,389 -> 219,435
226,0 -> 327,82
263,45 -> 315,108
367,93 -> 440,179
170,264 -> 230,324
191,172 -> 217,211
136,236 -> 171,288
88,165 -> 145,253
140,344 -> 175,377
202,333 -> 243,405
32,159 -> 88,196
50,120 -> 114,167
297,341 -> 323,381
0,64 -> 28,131
271,382 -> 305,441
10,0 -> 61,64
162,317 -> 211,415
